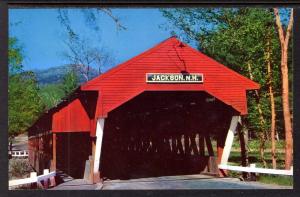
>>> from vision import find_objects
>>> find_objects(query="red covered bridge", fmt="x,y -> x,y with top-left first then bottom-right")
28,37 -> 259,183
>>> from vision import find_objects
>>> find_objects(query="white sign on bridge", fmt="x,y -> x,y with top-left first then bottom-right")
146,73 -> 203,83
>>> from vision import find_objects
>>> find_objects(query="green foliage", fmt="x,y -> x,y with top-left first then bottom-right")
258,174 -> 293,186
38,70 -> 79,109
9,72 -> 44,137
8,37 -> 45,137
161,8 -> 284,137
231,138 -> 285,152
9,37 -> 23,73
39,84 -> 66,109
62,69 -> 79,95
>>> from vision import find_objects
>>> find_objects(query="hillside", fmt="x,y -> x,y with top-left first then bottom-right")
33,64 -> 99,86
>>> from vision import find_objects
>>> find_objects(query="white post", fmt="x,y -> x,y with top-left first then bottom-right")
43,169 -> 49,175
30,172 -> 37,178
43,169 -> 50,188
93,118 -> 105,174
220,116 -> 240,165
250,163 -> 256,168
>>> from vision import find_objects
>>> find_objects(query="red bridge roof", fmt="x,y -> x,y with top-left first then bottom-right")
81,37 -> 259,118
29,37 -> 259,135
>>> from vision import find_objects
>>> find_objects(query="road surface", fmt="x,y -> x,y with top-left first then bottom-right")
50,174 -> 292,190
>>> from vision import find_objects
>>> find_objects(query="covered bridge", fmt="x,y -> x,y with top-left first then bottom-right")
28,37 -> 259,183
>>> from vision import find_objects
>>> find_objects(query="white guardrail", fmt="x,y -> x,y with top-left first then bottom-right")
218,164 -> 293,176
9,169 -> 56,189
9,150 -> 29,158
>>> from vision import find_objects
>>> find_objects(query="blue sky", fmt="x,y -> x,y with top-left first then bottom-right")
9,8 -> 289,72
9,8 -> 179,71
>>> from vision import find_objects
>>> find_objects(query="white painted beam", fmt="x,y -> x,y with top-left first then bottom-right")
218,164 -> 293,176
220,116 -> 240,165
93,118 -> 105,174
9,170 -> 56,187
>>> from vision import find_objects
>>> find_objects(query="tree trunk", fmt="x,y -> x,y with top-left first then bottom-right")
238,122 -> 250,179
269,83 -> 277,169
281,47 -> 293,169
247,62 -> 268,165
274,8 -> 293,170
266,32 -> 277,169
259,132 -> 267,167
247,63 -> 267,129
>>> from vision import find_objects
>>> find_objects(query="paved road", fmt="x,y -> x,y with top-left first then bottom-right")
50,179 -> 100,190
50,174 -> 292,190
102,174 -> 292,190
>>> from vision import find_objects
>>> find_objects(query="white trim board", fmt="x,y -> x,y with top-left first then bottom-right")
93,118 -> 105,174
218,164 -> 293,176
9,170 -> 56,187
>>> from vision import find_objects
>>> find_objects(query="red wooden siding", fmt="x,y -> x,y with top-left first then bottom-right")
81,37 -> 259,121
52,98 -> 91,132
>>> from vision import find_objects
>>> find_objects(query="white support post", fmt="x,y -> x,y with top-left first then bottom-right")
220,116 -> 240,165
42,169 -> 50,189
93,118 -> 105,175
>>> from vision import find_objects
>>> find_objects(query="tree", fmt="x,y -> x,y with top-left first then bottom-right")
9,72 -> 45,137
8,37 -> 45,137
8,37 -> 23,73
61,35 -> 115,81
265,29 -> 277,169
62,69 -> 79,95
273,8 -> 293,170
39,84 -> 66,109
39,70 -> 79,109
161,8 -> 283,168
9,73 -> 44,137
57,9 -> 120,81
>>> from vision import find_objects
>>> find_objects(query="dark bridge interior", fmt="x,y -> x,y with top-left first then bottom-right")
101,91 -> 235,180
56,132 -> 91,178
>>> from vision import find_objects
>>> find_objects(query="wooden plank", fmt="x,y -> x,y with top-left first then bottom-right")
199,135 -> 205,156
208,156 -> 219,174
37,171 -> 56,182
52,133 -> 56,171
90,141 -> 96,182
84,159 -> 91,181
205,135 -> 214,156
9,170 -> 56,188
9,177 -> 37,187
217,141 -> 224,165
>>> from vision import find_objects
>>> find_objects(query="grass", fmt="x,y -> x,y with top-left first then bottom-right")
258,175 -> 293,186
228,138 -> 285,152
